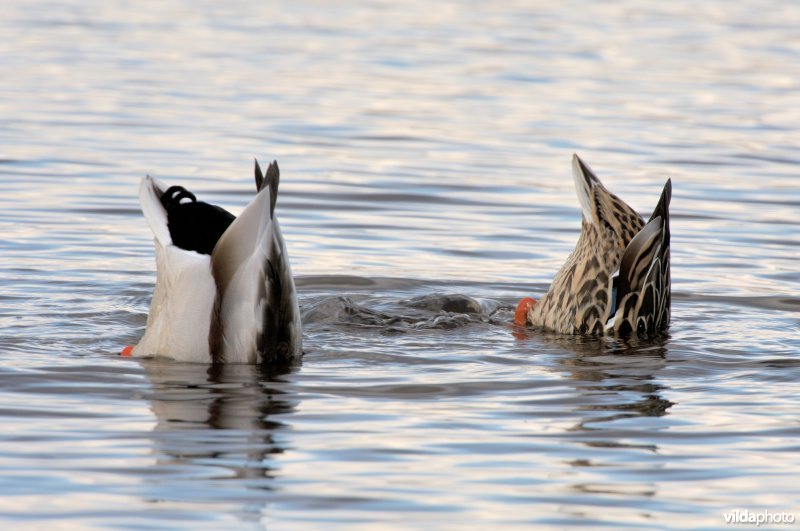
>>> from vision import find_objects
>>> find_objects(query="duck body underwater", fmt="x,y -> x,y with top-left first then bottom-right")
123,160 -> 302,364
516,154 -> 671,338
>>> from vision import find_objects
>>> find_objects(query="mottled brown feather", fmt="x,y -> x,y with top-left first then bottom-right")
528,155 -> 650,335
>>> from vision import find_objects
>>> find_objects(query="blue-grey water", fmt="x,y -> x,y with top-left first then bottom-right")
1,1 -> 799,529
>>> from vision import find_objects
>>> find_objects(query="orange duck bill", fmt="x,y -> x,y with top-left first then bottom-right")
514,297 -> 537,326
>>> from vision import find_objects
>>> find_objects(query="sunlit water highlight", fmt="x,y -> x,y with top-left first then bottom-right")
1,1 -> 799,529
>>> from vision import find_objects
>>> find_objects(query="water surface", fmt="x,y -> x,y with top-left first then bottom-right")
1,1 -> 799,529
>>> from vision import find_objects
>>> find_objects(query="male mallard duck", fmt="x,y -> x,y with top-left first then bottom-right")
122,160 -> 302,363
515,154 -> 671,337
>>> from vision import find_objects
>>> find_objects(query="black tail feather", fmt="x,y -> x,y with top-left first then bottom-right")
254,159 -> 264,191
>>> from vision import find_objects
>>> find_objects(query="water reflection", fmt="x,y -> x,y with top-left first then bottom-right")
140,359 -> 298,516
560,337 -> 671,425
513,329 -> 673,433
4,0 -> 800,524
523,334 -> 672,509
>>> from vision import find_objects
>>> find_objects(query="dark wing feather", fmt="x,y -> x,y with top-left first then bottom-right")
612,179 -> 671,337
211,160 -> 301,363
259,236 -> 300,364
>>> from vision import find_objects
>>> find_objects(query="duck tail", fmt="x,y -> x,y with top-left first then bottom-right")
139,175 -> 171,247
572,153 -> 603,224
254,159 -> 280,217
571,154 -> 646,245
611,179 -> 671,337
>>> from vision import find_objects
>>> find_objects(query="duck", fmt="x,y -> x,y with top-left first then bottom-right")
121,160 -> 302,363
515,154 -> 671,337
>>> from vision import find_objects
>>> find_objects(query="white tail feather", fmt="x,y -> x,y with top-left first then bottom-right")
139,176 -> 171,247
572,154 -> 597,225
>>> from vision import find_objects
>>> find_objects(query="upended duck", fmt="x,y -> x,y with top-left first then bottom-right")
121,160 -> 302,363
515,154 -> 671,337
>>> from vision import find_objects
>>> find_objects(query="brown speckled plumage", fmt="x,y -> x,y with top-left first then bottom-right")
527,155 -> 670,337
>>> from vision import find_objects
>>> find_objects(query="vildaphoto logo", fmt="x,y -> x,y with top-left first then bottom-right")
723,509 -> 795,526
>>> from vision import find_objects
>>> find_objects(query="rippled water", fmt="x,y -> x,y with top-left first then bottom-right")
2,1 -> 800,528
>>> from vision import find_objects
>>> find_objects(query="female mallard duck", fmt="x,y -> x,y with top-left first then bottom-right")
122,160 -> 302,363
515,154 -> 671,337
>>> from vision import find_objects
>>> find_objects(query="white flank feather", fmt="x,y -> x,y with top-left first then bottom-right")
131,242 -> 216,362
133,177 -> 216,362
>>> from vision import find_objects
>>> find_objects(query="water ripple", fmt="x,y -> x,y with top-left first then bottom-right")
2,0 -> 800,528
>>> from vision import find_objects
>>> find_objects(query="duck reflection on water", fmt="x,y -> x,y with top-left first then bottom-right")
141,359 -> 298,488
